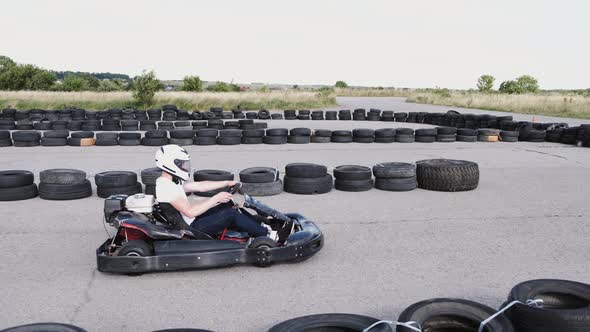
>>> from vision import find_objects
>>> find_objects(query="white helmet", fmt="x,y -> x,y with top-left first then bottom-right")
155,144 -> 191,181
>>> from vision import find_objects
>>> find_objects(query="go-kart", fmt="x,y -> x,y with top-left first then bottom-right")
96,184 -> 323,274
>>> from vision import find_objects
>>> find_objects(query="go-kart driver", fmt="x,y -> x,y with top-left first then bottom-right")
154,144 -> 268,238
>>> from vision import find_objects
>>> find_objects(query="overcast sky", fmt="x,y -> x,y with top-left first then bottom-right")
1,0 -> 588,89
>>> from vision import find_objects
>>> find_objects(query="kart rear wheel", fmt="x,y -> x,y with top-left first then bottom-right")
249,236 -> 276,268
117,240 -> 153,257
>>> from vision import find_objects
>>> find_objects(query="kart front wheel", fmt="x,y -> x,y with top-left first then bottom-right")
249,236 -> 276,268
117,240 -> 154,257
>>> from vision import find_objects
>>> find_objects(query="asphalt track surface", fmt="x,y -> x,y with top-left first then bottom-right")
1,98 -> 589,331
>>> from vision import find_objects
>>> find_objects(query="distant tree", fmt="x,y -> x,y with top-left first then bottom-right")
0,64 -> 56,90
477,75 -> 495,92
335,80 -> 348,88
0,55 -> 16,74
61,75 -> 90,91
181,75 -> 203,92
53,71 -> 131,81
292,84 -> 299,89
98,79 -> 127,92
29,69 -> 57,90
515,75 -> 539,93
499,80 -> 519,94
132,70 -> 163,106
206,81 -> 240,92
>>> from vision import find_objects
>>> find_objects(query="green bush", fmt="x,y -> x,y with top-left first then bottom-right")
335,80 -> 348,88
0,56 -> 16,74
60,75 -> 90,91
132,70 -> 163,106
98,79 -> 127,92
0,63 -> 56,90
206,81 -> 240,92
499,75 -> 539,94
181,75 -> 203,92
477,75 -> 495,92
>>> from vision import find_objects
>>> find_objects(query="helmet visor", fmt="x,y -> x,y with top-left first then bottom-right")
174,159 -> 191,172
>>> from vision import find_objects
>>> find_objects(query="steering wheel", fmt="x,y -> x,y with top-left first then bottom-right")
229,183 -> 245,208
229,182 -> 242,194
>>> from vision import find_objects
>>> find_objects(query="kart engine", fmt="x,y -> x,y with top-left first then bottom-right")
104,194 -> 155,222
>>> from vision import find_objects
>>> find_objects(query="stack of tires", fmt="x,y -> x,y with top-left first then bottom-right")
118,132 -> 141,146
311,129 -> 331,143
394,112 -> 408,122
264,128 -> 288,144
258,109 -> 271,120
436,127 -> 457,142
374,128 -> 395,143
297,110 -> 311,120
288,128 -> 312,144
68,131 -> 95,146
560,127 -> 579,145
500,130 -> 519,142
141,167 -> 161,196
352,109 -> 366,121
395,128 -> 415,143
0,130 -> 11,147
241,129 -> 264,144
41,130 -> 69,147
158,121 -> 174,131
456,128 -> 478,142
338,109 -> 352,120
333,165 -> 373,192
38,169 -> 92,200
478,128 -> 500,142
416,159 -> 479,192
381,110 -> 394,122
352,129 -> 375,143
142,130 -> 169,146
217,129 -> 241,145
415,128 -> 437,143
193,169 -> 233,197
311,110 -> 324,120
95,171 -> 142,198
239,167 -> 282,196
12,131 -> 41,147
140,120 -> 157,131
102,119 -> 121,131
372,162 -> 417,191
325,111 -> 337,120
579,124 -> 590,147
270,113 -> 283,120
170,129 -> 195,146
284,110 -> 297,120
0,170 -> 38,201
331,130 -> 353,143
194,129 -> 218,146
283,163 -> 332,194
367,109 -> 381,121
95,132 -> 118,146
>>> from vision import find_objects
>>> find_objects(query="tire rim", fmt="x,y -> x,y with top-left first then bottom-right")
126,252 -> 141,257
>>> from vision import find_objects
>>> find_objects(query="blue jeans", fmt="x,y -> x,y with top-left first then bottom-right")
190,203 -> 268,237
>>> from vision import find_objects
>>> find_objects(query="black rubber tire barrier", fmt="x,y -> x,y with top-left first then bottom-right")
12,131 -> 41,141
0,183 -> 38,201
415,135 -> 436,143
290,128 -> 312,136
195,129 -> 218,137
503,279 -> 590,332
0,170 -> 34,188
141,167 -> 161,185
40,169 -> 86,185
194,137 -> 216,145
456,135 -> 477,142
239,180 -> 283,196
335,178 -> 374,192
258,109 -> 270,119
242,129 -> 265,137
96,132 -> 118,140
311,136 -> 331,143
119,132 -> 141,140
436,126 -> 457,135
286,163 -> 327,178
265,128 -> 287,137
239,167 -> 279,183
352,128 -> 375,137
241,137 -> 263,144
375,137 -> 396,143
95,171 -> 137,187
437,134 -> 457,142
271,113 -> 283,119
193,169 -> 234,182
95,139 -> 118,146
168,138 -> 193,146
145,130 -> 168,139
97,183 -> 142,198
218,129 -> 242,137
397,298 -> 514,332
283,174 -> 333,194
334,165 -> 372,181
500,136 -> 518,142
0,130 -> 10,139
478,128 -> 500,136
41,137 -> 68,146
373,162 -> 415,178
375,128 -> 396,138
332,130 -> 352,137
14,141 -> 41,147
118,139 -> 141,146
0,139 -> 12,147
169,130 -> 195,139
288,136 -> 311,144
39,180 -> 92,200
67,138 -> 95,146
71,131 -> 94,139
216,136 -> 241,145
375,177 -> 417,191
267,313 -> 392,332
141,137 -> 169,146
314,129 -> 332,137
396,128 -> 414,135
416,159 -> 479,192
0,322 -> 88,332
353,136 -> 374,143
331,136 -> 353,143
263,136 -> 287,144
457,128 -> 478,136
395,135 -> 414,143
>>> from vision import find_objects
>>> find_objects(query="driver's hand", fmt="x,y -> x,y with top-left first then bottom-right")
227,180 -> 238,187
211,192 -> 233,205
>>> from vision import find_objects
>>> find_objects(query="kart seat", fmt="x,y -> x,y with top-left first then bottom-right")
153,203 -> 213,240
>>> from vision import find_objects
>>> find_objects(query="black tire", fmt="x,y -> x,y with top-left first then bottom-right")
239,167 -> 279,183
41,137 -> 68,146
0,130 -> 10,139
396,128 -> 414,135
0,183 -> 38,201
416,159 -> 479,192
335,179 -> 374,192
374,136 -> 396,143
145,130 -> 168,138
352,128 -> 375,137
0,139 -> 13,147
395,134 -> 415,143
141,167 -> 161,185
333,165 -> 372,180
311,136 -> 331,143
290,128 -> 312,136
145,184 -> 156,196
12,131 -> 41,142
141,137 -> 169,146
268,313 -> 392,332
168,130 -> 195,139
0,323 -> 88,332
118,139 -> 141,146
70,131 -> 94,139
242,129 -> 265,137
415,128 -> 437,136
372,162 -> 415,178
97,183 -> 142,198
14,140 -> 41,147
314,129 -> 332,137
43,130 -> 70,138
217,136 -> 241,145
40,169 -> 86,185
375,128 -> 396,138
456,135 -> 477,142
241,137 -> 263,144
437,134 -> 457,142
266,128 -> 288,136
457,128 -> 478,136
95,139 -> 119,146
436,127 -> 457,135
503,279 -> 590,332
478,128 -> 500,136
240,180 -> 283,196
285,163 -> 327,178
375,177 -> 417,191
95,171 -> 137,187
195,129 -> 218,137
263,136 -> 287,144
353,136 -> 375,143
288,136 -> 311,144
193,169 -> 233,182
249,236 -> 277,267
96,132 -> 118,140
330,136 -> 353,143
0,170 -> 35,188
397,298 -> 514,332
169,138 -> 193,146
415,135 -> 436,143
283,174 -> 333,194
38,180 -> 92,200
117,240 -> 153,257
332,130 -> 352,137
219,129 -> 242,137
194,137 -> 217,145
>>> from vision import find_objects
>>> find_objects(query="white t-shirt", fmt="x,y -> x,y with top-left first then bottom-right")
155,177 -> 193,225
